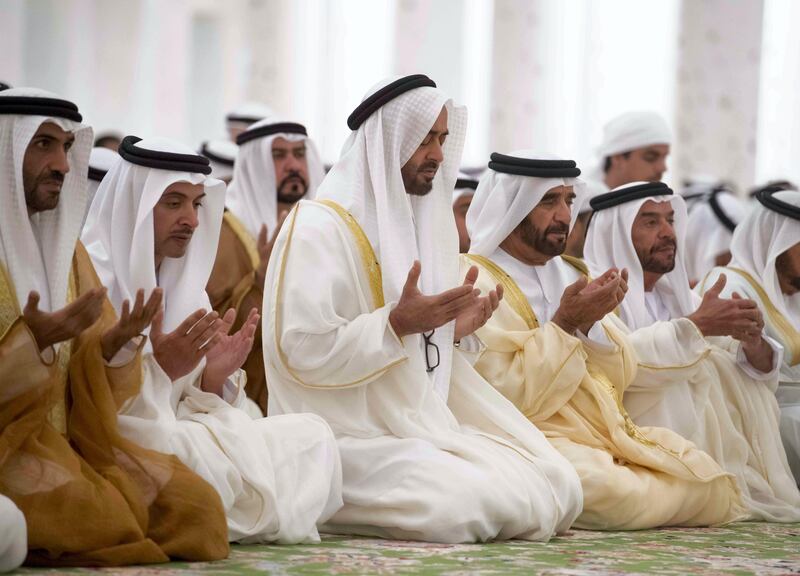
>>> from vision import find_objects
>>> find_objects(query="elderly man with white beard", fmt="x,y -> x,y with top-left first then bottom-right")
584,181 -> 800,521
82,135 -> 343,544
263,74 -> 582,543
699,189 -> 800,485
462,151 -> 743,530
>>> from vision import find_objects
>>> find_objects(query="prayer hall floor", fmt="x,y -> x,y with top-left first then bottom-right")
14,522 -> 800,575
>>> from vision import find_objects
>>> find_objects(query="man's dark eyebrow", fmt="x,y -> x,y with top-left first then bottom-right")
638,210 -> 674,218
33,133 -> 75,145
429,129 -> 449,137
542,191 -> 560,201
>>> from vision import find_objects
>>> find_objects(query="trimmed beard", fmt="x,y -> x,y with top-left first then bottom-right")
518,217 -> 568,257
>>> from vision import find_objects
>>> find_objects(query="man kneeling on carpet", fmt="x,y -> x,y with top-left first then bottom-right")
463,151 -> 745,529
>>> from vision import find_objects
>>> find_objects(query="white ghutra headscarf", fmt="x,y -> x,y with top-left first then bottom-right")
0,87 -> 93,314
685,189 -> 747,285
729,190 -> 800,329
226,118 -> 325,239
316,77 -> 467,400
467,152 -> 586,258
82,137 -> 226,334
584,182 -> 698,330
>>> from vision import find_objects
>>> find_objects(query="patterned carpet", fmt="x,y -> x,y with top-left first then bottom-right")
14,522 -> 800,576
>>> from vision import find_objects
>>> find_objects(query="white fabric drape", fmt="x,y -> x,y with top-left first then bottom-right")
584,184 -> 698,330
729,191 -> 800,329
685,191 -> 747,285
226,119 -> 324,239
315,79 -> 466,400
82,137 -> 225,334
0,87 -> 93,314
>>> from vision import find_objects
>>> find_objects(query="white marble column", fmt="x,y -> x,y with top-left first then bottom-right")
673,0 -> 765,191
756,0 -> 800,186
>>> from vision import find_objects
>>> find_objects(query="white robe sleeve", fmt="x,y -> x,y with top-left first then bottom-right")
623,317 -> 711,392
274,206 -> 408,388
0,495 -> 25,573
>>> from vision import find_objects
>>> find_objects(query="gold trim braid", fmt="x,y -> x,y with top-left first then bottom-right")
0,264 -> 20,339
223,211 -> 260,270
721,267 -> 800,366
272,202 -> 405,390
464,254 -> 539,329
315,200 -> 385,309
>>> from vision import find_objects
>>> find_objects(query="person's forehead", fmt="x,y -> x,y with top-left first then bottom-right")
162,181 -> 205,197
635,144 -> 670,155
272,137 -> 305,150
636,199 -> 674,215
544,184 -> 575,195
34,121 -> 74,140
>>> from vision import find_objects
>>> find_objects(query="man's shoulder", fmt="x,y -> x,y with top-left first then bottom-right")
560,255 -> 590,277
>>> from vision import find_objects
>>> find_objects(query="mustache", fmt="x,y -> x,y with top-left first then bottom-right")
652,238 -> 676,252
418,161 -> 439,172
170,226 -> 194,235
279,171 -> 307,186
545,223 -> 569,235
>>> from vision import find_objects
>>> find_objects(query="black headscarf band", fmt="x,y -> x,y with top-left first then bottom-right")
87,166 -> 107,182
756,188 -> 800,221
236,122 -> 307,146
119,136 -> 212,175
455,178 -> 479,190
488,153 -> 581,178
226,114 -> 264,125
590,181 -> 673,212
199,142 -> 236,166
347,74 -> 437,130
708,187 -> 738,232
0,95 -> 82,122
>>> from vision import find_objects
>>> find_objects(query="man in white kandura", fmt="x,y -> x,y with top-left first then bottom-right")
464,151 -> 743,530
82,135 -> 343,544
584,181 -> 800,521
264,74 -> 583,543
699,189 -> 800,485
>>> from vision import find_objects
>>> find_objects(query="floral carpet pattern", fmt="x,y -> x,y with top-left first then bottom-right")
15,522 -> 800,575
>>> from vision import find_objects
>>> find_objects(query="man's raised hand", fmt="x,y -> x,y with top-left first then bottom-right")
254,210 -> 289,287
23,288 -> 106,351
150,308 -> 221,381
389,261 -> 478,338
552,268 -> 626,335
453,265 -> 504,341
202,307 -> 260,396
101,288 -> 163,361
688,274 -> 763,340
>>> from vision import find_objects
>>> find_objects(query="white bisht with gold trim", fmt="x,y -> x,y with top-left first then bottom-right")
263,77 -> 582,543
700,189 -> 800,485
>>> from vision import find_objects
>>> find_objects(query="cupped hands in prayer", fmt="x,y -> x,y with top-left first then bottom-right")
389,260 -> 503,341
101,288 -> 163,361
23,288 -> 106,352
150,306 -> 259,395
552,268 -> 628,335
202,307 -> 260,396
453,264 -> 503,342
150,308 -> 222,381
